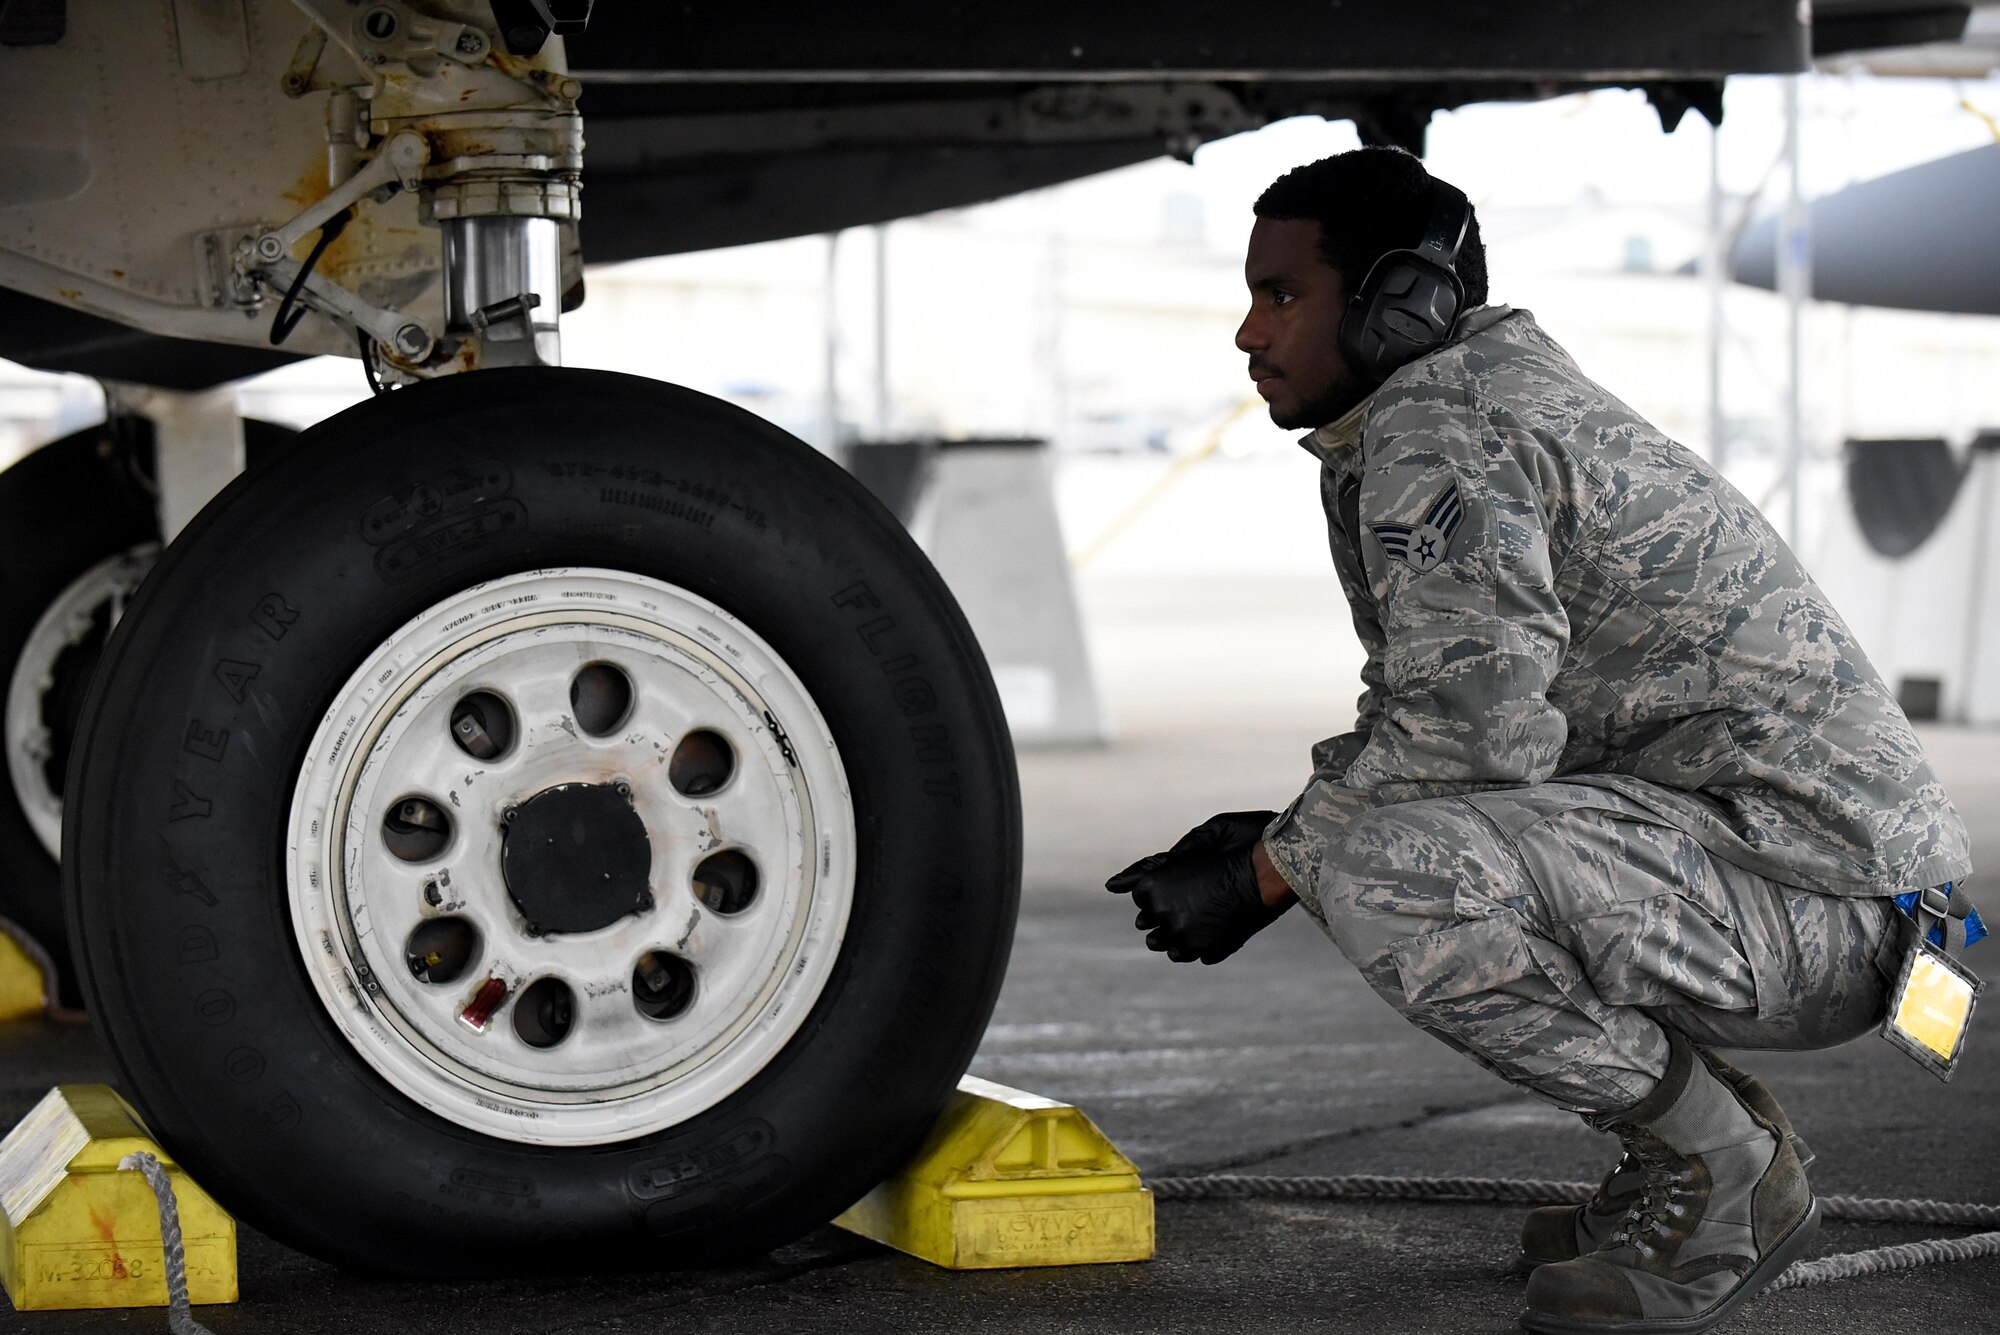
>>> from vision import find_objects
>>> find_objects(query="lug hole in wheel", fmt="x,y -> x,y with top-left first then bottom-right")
405,917 -> 480,985
383,795 -> 451,862
632,951 -> 696,1021
669,729 -> 735,796
513,977 -> 575,1048
693,849 -> 759,915
570,662 -> 633,737
450,690 -> 516,761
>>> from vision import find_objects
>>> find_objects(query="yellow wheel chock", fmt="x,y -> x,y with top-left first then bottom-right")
835,1075 -> 1155,1269
0,1085 -> 237,1313
0,926 -> 46,1021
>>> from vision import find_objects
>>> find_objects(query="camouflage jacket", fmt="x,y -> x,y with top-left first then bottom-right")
1263,306 -> 1971,901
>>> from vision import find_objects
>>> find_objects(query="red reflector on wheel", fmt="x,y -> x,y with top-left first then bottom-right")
458,977 -> 508,1031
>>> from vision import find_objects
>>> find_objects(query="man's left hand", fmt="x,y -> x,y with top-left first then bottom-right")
1106,810 -> 1293,964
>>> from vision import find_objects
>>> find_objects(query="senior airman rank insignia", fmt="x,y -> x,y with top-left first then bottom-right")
1371,481 -> 1463,574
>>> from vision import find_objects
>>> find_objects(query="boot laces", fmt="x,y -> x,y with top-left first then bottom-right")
1605,1139 -> 1691,1256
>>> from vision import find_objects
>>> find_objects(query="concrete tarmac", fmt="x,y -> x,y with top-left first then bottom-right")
5,568 -> 1999,1332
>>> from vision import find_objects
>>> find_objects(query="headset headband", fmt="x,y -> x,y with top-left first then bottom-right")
1412,179 -> 1472,272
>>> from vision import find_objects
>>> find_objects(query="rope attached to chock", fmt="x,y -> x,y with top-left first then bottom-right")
1150,1174 -> 1593,1206
1147,1173 -> 2000,1294
117,1151 -> 217,1335
100,1161 -> 2000,1324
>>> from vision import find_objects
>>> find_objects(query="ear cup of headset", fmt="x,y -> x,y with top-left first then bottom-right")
1338,176 -> 1474,385
1338,254 -> 1465,385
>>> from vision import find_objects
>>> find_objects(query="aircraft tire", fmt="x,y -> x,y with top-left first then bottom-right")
63,368 -> 1020,1275
0,416 -> 290,1011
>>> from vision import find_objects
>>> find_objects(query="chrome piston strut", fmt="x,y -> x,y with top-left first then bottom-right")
443,216 -> 564,367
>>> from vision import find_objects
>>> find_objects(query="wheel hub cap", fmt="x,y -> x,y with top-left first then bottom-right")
286,568 -> 856,1146
501,782 -> 653,935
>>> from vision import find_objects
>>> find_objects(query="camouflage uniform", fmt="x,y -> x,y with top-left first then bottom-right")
1263,306 -> 1971,1111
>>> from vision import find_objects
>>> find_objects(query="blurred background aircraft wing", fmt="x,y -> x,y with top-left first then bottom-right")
1731,142 -> 2000,314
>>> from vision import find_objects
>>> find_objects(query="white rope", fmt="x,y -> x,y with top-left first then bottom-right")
104,1159 -> 1998,1327
117,1152 -> 216,1335
1148,1173 -> 2000,1294
1767,1230 -> 2000,1292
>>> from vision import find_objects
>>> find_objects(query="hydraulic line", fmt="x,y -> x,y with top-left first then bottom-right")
267,209 -> 353,347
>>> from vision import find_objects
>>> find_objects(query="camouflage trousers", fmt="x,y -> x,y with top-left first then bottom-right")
1304,782 -> 1902,1112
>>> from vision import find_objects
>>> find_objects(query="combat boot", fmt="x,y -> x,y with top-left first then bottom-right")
1520,1036 -> 1819,1334
1518,1049 -> 1813,1268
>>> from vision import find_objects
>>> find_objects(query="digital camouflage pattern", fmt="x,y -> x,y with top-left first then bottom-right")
1262,305 -> 1971,907
1308,782 -> 1901,1109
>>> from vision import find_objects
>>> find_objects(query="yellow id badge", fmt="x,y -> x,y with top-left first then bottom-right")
1882,931 -> 1982,1081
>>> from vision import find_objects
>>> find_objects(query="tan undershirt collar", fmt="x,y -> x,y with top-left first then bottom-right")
1303,395 -> 1373,460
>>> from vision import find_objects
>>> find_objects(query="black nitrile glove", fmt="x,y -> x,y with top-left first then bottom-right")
1166,809 -> 1279,859
1106,810 -> 1289,965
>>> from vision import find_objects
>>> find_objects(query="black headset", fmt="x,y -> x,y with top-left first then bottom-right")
1337,178 -> 1473,385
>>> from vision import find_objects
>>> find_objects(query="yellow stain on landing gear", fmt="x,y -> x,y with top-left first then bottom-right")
0,930 -> 44,1021
0,1086 -> 237,1312
834,1076 -> 1155,1269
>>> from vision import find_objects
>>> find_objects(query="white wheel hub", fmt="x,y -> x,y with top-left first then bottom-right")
287,569 -> 855,1146
4,544 -> 158,860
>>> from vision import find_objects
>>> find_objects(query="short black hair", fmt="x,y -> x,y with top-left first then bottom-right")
1254,147 -> 1489,308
